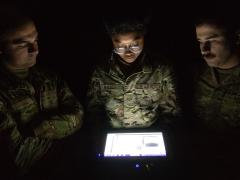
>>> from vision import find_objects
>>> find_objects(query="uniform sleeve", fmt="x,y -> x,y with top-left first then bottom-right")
86,70 -> 102,117
157,65 -> 181,125
85,70 -> 109,131
0,99 -> 52,174
34,77 -> 84,139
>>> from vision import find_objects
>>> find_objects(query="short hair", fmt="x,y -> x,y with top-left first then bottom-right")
195,14 -> 240,41
102,11 -> 151,37
0,10 -> 33,43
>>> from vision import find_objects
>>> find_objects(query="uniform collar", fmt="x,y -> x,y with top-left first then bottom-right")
108,51 -> 152,77
203,65 -> 240,86
0,65 -> 48,88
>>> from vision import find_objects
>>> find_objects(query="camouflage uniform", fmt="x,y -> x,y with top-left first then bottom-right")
87,52 -> 178,128
0,66 -> 83,174
194,64 -> 240,131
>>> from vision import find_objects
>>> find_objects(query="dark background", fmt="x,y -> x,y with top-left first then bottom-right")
1,0 -> 205,101
1,1 -> 240,179
1,0 -> 237,102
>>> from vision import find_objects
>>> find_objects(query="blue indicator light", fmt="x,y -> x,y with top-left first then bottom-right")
135,164 -> 140,168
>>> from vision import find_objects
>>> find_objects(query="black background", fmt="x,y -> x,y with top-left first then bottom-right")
1,0 -> 240,179
1,0 -> 238,102
0,0 -> 208,100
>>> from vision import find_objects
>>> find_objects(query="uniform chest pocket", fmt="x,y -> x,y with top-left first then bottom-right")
221,92 -> 240,112
100,84 -> 123,98
220,91 -> 240,126
135,84 -> 162,105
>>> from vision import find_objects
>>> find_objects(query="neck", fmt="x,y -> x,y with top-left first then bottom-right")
6,67 -> 29,79
1,62 -> 29,78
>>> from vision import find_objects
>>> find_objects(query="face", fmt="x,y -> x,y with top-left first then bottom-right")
196,24 -> 239,69
0,21 -> 39,71
112,32 -> 144,64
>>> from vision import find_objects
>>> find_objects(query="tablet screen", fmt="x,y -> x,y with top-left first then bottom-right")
104,132 -> 166,157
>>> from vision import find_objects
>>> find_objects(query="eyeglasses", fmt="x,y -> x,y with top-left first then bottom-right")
113,44 -> 142,54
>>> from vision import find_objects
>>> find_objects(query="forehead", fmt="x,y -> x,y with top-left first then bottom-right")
112,32 -> 143,44
4,22 -> 38,42
196,24 -> 225,37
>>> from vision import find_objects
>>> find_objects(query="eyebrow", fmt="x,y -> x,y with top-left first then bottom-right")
12,31 -> 38,44
197,34 -> 220,41
206,34 -> 220,39
114,35 -> 142,43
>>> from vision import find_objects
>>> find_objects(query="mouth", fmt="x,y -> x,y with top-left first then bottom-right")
203,54 -> 216,59
124,54 -> 135,59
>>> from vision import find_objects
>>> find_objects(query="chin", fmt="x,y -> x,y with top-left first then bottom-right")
206,62 -> 220,68
26,60 -> 37,68
124,57 -> 137,63
126,60 -> 136,64
206,61 -> 216,66
205,58 -> 217,66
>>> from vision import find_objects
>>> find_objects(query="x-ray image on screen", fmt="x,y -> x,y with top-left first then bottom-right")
104,132 -> 166,157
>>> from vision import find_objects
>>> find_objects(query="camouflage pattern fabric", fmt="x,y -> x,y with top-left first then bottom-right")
194,65 -> 240,131
0,66 -> 83,173
87,52 -> 178,128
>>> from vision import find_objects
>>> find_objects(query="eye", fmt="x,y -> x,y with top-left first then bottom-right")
116,47 -> 125,50
131,45 -> 140,49
17,42 -> 29,48
198,41 -> 203,46
130,45 -> 141,52
115,47 -> 125,53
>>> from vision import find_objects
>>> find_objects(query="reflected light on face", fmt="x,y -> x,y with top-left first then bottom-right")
112,32 -> 144,64
0,21 -> 39,71
196,24 -> 239,69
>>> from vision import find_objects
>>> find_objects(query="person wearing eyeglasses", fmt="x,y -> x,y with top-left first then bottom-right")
83,9 -> 183,180
86,12 -> 179,131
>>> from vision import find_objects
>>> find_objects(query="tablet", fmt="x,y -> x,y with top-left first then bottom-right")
103,132 -> 166,157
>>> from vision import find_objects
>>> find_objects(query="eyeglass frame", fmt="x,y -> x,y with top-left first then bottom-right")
113,43 -> 143,54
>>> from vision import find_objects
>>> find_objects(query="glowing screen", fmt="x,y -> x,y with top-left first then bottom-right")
104,132 -> 166,157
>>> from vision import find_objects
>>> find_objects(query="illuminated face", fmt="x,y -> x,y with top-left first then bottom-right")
112,32 -> 144,64
196,24 -> 238,69
0,21 -> 39,71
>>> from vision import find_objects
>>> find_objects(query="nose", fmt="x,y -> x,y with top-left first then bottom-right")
28,41 -> 38,54
124,47 -> 132,54
200,41 -> 211,54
